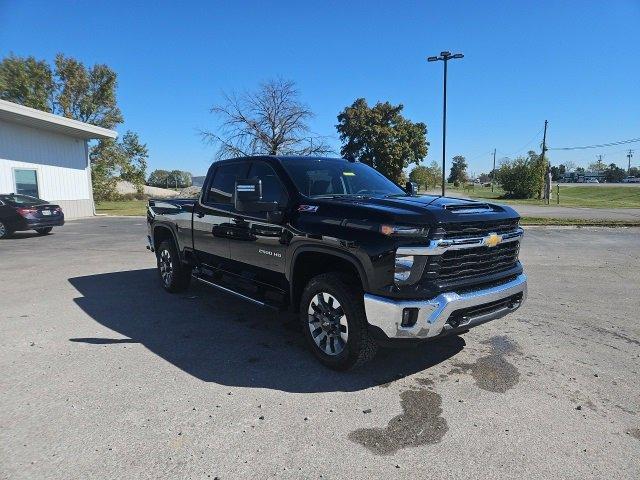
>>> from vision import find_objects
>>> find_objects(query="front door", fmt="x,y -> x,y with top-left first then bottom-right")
226,160 -> 290,295
192,161 -> 250,270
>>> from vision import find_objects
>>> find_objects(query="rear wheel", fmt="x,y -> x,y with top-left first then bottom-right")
35,227 -> 53,235
156,239 -> 191,292
300,273 -> 378,370
0,221 -> 12,239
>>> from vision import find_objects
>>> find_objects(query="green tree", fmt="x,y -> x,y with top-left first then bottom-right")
447,155 -> 468,185
530,150 -> 549,199
166,170 -> 192,188
336,98 -> 428,183
118,131 -> 148,187
89,131 -> 148,200
409,166 -> 429,192
54,54 -> 123,129
629,167 -> 639,177
89,139 -> 123,201
148,169 -> 171,187
604,163 -> 626,183
0,54 -> 55,111
588,158 -> 607,172
478,172 -> 491,183
496,152 -> 547,199
409,160 -> 441,190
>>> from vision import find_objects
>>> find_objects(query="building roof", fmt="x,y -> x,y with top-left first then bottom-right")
0,99 -> 117,140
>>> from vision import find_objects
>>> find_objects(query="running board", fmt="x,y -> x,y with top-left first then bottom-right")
192,274 -> 278,310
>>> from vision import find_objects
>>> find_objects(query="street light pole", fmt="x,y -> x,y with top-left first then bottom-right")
428,51 -> 464,196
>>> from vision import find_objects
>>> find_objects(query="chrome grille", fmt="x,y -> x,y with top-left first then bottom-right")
439,219 -> 520,239
421,239 -> 520,283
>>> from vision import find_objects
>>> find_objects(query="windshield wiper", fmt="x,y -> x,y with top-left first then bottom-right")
383,193 -> 409,198
312,194 -> 372,200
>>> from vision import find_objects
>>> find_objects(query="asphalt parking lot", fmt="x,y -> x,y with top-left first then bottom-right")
1,217 -> 639,479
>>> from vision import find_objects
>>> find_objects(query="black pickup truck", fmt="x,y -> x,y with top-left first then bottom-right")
147,156 -> 527,370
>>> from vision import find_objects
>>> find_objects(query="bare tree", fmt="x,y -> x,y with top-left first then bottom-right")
202,79 -> 333,158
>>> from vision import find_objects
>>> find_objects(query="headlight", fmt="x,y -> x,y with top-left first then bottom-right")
394,254 -> 415,283
381,224 -> 428,237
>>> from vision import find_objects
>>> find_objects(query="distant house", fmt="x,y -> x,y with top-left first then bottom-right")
0,100 -> 117,218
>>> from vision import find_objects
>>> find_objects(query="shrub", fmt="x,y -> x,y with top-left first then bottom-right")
496,157 -> 541,198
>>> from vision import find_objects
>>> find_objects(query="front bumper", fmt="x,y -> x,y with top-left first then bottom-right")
364,274 -> 527,340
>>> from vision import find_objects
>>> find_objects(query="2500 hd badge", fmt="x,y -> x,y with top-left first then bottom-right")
146,156 -> 527,370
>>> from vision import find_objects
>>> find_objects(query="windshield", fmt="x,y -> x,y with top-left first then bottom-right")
0,194 -> 48,206
279,158 -> 406,198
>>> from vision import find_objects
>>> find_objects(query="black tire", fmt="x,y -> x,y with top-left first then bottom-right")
35,227 -> 53,235
300,272 -> 378,370
156,239 -> 191,293
0,221 -> 12,239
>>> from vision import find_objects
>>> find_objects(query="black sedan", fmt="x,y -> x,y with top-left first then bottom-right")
0,194 -> 65,239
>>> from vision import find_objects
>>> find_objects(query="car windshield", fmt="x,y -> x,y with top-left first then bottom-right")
0,194 -> 47,206
279,158 -> 406,198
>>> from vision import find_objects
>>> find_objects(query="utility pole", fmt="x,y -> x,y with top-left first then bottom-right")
427,51 -> 464,196
541,120 -> 549,202
627,150 -> 634,175
491,148 -> 496,192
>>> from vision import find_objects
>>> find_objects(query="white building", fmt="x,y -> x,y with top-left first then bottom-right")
0,99 -> 117,218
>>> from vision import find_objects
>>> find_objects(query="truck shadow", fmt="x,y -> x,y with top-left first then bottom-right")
68,268 -> 465,393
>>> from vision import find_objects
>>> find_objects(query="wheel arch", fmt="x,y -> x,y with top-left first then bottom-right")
289,245 -> 369,312
152,223 -> 180,252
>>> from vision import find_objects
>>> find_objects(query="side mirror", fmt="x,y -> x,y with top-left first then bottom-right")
234,179 -> 278,213
405,181 -> 417,196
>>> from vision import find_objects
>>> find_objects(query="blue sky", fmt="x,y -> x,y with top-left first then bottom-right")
1,0 -> 638,176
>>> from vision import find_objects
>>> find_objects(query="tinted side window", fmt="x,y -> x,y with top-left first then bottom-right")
206,163 -> 248,205
248,162 -> 287,205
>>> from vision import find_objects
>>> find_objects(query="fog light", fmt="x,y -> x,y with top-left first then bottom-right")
401,308 -> 419,328
394,255 -> 414,283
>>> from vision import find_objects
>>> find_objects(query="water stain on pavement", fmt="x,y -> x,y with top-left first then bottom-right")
348,388 -> 447,455
451,335 -> 521,393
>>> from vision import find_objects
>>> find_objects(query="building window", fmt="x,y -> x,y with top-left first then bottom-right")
14,169 -> 39,197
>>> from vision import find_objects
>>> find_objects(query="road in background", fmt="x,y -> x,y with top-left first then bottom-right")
512,205 -> 640,220
1,218 -> 639,479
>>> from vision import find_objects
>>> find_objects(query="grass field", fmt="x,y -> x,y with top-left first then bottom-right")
429,184 -> 640,208
96,200 -> 147,216
520,216 -> 640,226
94,198 -> 639,227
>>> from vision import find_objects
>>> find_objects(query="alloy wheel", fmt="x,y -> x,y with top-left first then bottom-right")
308,292 -> 349,356
159,249 -> 173,286
0,222 -> 6,238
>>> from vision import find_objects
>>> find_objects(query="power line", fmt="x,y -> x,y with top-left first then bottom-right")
498,127 -> 545,158
548,137 -> 640,151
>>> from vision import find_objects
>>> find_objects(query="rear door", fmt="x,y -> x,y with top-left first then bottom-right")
192,161 -> 250,269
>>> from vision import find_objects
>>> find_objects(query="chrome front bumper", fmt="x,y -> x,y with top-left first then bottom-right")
364,274 -> 527,340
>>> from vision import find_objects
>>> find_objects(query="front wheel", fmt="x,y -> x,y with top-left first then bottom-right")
300,273 -> 378,370
35,227 -> 53,235
156,239 -> 191,293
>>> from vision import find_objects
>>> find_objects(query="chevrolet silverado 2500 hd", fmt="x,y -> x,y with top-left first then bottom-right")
147,156 -> 527,370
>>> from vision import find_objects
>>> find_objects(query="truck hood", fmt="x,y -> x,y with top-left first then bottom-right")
313,194 -> 520,224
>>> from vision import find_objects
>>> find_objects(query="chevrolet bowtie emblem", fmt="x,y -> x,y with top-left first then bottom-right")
484,233 -> 502,248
